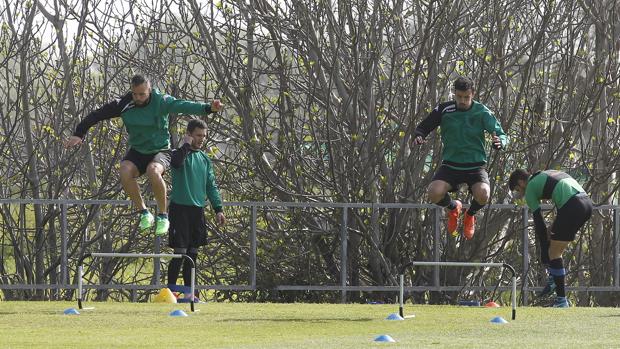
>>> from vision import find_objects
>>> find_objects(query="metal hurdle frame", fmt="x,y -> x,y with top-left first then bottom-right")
398,261 -> 517,320
77,253 -> 196,312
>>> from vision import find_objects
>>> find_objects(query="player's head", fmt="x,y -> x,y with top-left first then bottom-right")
186,119 -> 208,149
508,169 -> 530,199
130,74 -> 151,106
453,76 -> 475,111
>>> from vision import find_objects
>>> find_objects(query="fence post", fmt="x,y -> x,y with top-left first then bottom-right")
60,204 -> 68,287
340,205 -> 348,303
614,208 -> 619,288
250,205 -> 257,289
433,207 -> 440,288
521,206 -> 529,306
154,237 -> 161,287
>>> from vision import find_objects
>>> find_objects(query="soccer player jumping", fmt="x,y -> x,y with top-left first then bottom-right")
413,77 -> 508,239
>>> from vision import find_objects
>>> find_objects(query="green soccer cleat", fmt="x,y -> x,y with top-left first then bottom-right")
155,215 -> 170,236
139,211 -> 154,231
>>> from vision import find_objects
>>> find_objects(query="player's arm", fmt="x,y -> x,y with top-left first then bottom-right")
163,94 -> 223,116
525,185 -> 546,237
171,136 -> 192,169
485,112 -> 508,150
412,106 -> 442,145
65,97 -> 126,148
205,158 -> 225,225
531,208 -> 547,238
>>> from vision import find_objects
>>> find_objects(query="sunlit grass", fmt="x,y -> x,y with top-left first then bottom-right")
0,301 -> 618,348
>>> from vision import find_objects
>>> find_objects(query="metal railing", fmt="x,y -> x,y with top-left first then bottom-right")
398,261 -> 517,319
0,199 -> 618,305
77,253 -> 196,312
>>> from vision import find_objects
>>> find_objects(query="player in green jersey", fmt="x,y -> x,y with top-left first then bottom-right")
509,169 -> 593,307
167,119 -> 225,301
413,77 -> 508,239
66,75 -> 223,236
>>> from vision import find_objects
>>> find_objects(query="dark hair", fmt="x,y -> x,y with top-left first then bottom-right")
187,119 -> 208,133
508,169 -> 530,191
130,74 -> 150,87
453,76 -> 475,92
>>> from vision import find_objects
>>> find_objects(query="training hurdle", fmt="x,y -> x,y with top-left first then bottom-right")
398,261 -> 517,320
77,253 -> 196,312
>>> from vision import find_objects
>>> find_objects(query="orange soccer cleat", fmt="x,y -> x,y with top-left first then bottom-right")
463,212 -> 476,240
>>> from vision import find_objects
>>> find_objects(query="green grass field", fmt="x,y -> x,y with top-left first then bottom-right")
1,301 -> 619,348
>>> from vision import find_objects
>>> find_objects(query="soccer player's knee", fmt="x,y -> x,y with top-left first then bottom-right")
427,187 -> 446,203
473,189 -> 490,204
476,194 -> 489,205
119,162 -> 136,178
146,163 -> 163,177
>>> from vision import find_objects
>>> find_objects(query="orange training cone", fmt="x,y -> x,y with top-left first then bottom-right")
484,301 -> 500,308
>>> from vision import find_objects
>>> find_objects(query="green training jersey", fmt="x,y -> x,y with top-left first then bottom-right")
170,144 -> 223,211
414,100 -> 508,170
74,89 -> 212,154
525,170 -> 585,211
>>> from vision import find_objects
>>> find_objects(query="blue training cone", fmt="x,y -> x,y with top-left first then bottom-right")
374,334 -> 396,342
386,313 -> 404,320
169,309 -> 188,317
63,308 -> 80,315
490,316 -> 508,324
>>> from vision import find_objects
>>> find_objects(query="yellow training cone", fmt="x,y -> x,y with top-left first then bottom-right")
153,288 -> 177,303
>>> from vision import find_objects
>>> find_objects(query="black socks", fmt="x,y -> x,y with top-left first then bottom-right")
436,194 -> 485,215
182,251 -> 198,287
467,200 -> 484,216
167,258 -> 183,285
549,258 -> 566,297
437,194 -> 457,210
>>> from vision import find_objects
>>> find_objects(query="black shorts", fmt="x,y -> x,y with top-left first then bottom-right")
431,165 -> 490,192
551,193 -> 593,242
122,148 -> 171,176
168,202 -> 207,249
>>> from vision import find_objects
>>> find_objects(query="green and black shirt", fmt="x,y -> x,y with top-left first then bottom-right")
414,101 -> 508,170
525,170 -> 586,235
170,143 -> 223,212
74,89 -> 212,154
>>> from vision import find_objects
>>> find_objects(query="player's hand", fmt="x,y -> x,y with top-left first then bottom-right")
491,132 -> 502,149
211,99 -> 224,113
215,212 -> 226,226
412,135 -> 426,145
182,134 -> 193,146
64,136 -> 83,148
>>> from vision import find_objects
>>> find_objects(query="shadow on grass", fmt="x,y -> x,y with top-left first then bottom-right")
221,317 -> 375,323
0,310 -> 66,315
